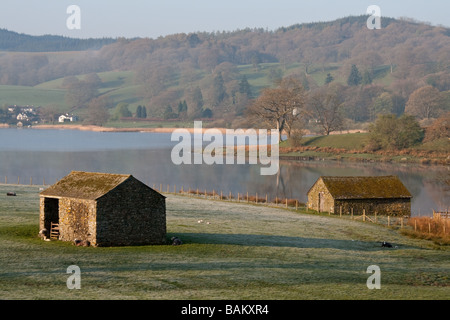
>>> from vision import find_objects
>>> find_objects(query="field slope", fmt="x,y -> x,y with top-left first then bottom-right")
0,184 -> 448,300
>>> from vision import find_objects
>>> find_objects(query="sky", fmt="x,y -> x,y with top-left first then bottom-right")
0,0 -> 448,39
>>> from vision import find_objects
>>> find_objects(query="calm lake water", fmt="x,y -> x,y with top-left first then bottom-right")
0,128 -> 448,216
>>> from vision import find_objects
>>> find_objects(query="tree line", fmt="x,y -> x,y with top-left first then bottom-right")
247,76 -> 449,149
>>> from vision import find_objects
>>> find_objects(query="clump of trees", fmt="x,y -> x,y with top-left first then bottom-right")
367,114 -> 424,150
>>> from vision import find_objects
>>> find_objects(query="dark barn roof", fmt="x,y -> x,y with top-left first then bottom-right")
40,171 -> 164,200
308,176 -> 412,200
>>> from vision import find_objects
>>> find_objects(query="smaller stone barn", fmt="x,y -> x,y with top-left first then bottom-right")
307,176 -> 412,216
39,171 -> 166,247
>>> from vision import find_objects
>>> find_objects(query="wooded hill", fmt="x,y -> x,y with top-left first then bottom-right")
0,28 -> 116,52
0,15 -> 449,127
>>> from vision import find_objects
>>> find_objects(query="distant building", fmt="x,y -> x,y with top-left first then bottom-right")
58,114 -> 78,123
16,113 -> 29,121
39,171 -> 167,247
307,176 -> 412,216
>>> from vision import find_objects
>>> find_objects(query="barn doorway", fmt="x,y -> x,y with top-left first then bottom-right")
43,197 -> 59,234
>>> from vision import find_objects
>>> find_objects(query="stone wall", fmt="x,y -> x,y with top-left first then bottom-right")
58,198 -> 97,244
334,198 -> 411,216
95,177 -> 166,246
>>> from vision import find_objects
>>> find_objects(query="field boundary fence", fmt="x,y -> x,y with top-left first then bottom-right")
1,176 -> 448,235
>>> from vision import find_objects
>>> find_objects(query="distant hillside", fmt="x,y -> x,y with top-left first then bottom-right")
0,15 -> 449,126
0,29 -> 116,52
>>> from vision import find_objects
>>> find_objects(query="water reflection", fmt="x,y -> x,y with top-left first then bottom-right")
0,128 -> 448,215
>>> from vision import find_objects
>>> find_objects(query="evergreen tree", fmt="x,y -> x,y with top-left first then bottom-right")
325,73 -> 334,85
178,100 -> 188,113
142,106 -> 147,118
202,108 -> 213,118
188,87 -> 204,119
136,105 -> 143,118
211,72 -> 228,106
238,75 -> 252,98
347,65 -> 362,86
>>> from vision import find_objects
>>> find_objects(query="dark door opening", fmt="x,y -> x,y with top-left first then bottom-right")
43,197 -> 59,232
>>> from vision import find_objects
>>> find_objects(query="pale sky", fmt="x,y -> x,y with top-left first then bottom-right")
0,0 -> 448,39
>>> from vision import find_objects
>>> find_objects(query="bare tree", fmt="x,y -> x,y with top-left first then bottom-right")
247,77 -> 307,142
309,84 -> 345,135
405,85 -> 444,119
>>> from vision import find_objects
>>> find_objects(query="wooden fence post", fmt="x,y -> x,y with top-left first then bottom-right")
339,206 -> 342,218
363,209 -> 366,222
351,208 -> 353,219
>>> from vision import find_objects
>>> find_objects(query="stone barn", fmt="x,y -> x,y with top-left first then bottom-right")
39,171 -> 166,247
307,176 -> 412,216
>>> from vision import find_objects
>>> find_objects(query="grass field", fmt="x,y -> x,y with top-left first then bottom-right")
0,85 -> 66,109
280,132 -> 449,164
0,184 -> 448,300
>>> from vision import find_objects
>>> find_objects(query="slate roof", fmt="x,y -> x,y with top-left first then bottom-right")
40,171 -> 150,200
309,176 -> 412,200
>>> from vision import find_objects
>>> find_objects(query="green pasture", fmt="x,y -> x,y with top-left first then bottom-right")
0,184 -> 448,300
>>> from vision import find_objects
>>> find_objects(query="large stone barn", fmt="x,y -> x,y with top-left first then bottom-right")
307,176 -> 412,216
39,171 -> 166,247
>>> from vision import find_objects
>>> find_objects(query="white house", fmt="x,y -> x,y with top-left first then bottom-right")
58,114 -> 78,123
17,113 -> 29,120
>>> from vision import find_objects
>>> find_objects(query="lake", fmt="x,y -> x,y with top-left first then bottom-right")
0,128 -> 448,215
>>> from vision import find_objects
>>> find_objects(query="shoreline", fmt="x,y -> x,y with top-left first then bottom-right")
3,124 -> 448,165
7,124 -> 367,135
30,124 -> 194,133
